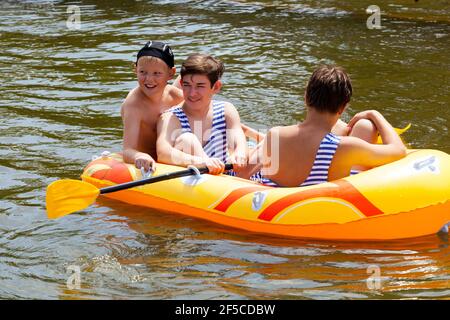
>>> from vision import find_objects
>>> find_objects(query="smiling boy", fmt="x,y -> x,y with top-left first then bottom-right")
156,53 -> 247,175
121,41 -> 183,172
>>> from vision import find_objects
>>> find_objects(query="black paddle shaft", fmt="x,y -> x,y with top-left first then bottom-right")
100,163 -> 233,195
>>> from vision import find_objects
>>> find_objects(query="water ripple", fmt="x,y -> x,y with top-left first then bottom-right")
0,0 -> 449,300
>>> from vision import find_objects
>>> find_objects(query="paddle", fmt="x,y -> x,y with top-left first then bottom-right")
46,163 -> 233,220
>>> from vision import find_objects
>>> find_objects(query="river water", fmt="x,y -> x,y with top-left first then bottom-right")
0,0 -> 449,299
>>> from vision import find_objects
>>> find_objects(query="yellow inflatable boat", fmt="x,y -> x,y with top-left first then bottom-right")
80,149 -> 450,241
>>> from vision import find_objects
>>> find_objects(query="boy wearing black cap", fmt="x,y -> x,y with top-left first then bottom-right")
121,41 -> 183,172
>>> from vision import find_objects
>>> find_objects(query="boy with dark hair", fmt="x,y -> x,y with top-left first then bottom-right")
121,41 -> 183,172
246,65 -> 406,187
156,53 -> 247,175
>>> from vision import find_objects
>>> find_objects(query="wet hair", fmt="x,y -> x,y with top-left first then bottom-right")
180,53 -> 224,88
305,65 -> 352,113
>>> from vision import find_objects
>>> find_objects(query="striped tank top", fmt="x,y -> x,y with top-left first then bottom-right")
300,132 -> 341,186
251,132 -> 341,187
171,100 -> 229,164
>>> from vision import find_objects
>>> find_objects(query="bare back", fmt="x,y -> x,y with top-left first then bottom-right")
263,124 -> 332,186
264,122 -> 406,186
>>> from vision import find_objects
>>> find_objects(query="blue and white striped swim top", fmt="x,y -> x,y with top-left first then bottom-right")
299,132 -> 341,186
171,100 -> 228,164
251,132 -> 341,187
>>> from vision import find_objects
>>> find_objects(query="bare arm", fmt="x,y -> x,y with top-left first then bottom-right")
156,112 -> 206,167
121,103 -> 155,171
172,75 -> 182,90
224,103 -> 248,170
241,123 -> 265,142
345,110 -> 406,167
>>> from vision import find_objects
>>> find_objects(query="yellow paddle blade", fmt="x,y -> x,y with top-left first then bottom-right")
46,179 -> 100,219
377,123 -> 411,144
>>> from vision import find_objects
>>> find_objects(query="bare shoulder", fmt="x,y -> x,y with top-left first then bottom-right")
121,87 -> 144,115
222,101 -> 236,109
266,126 -> 285,135
264,126 -> 289,141
223,101 -> 242,126
165,84 -> 183,105
167,83 -> 182,96
222,101 -> 239,115
268,126 -> 283,133
122,87 -> 141,105
271,125 -> 298,137
332,119 -> 350,136
157,110 -> 182,139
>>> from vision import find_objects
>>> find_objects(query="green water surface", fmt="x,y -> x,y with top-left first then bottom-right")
0,0 -> 449,299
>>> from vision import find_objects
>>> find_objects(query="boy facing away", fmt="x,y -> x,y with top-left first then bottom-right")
121,41 -> 183,172
246,65 -> 406,187
156,53 -> 248,175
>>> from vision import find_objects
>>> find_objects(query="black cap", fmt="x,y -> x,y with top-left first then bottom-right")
136,41 -> 174,68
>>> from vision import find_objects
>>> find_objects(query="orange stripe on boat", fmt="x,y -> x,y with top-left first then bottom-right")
214,186 -> 268,212
258,180 -> 384,221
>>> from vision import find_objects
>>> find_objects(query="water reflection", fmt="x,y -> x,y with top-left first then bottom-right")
0,0 -> 449,299
54,197 -> 446,300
